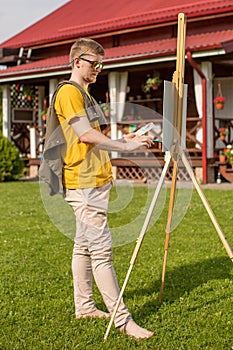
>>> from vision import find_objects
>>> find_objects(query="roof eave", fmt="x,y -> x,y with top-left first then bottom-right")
221,39 -> 233,54
0,48 -> 226,84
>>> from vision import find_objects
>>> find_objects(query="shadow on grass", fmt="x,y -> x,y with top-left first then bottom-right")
126,256 -> 233,320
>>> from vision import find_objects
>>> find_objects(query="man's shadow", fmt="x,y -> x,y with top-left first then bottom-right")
125,256 -> 232,319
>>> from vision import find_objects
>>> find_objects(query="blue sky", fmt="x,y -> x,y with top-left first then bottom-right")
0,0 -> 69,44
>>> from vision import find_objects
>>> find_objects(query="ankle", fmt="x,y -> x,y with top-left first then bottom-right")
76,309 -> 110,319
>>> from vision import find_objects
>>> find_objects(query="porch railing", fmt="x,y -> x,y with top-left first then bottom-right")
30,116 -> 233,183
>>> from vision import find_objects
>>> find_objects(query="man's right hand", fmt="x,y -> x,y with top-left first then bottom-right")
124,134 -> 153,151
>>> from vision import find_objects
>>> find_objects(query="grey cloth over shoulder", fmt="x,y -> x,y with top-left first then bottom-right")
39,80 -> 107,196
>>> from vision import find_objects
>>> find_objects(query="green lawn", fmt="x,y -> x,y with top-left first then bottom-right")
0,181 -> 232,350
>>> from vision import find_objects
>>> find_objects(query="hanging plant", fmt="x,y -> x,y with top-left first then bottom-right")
214,96 -> 225,110
142,73 -> 162,93
213,82 -> 225,110
219,127 -> 228,141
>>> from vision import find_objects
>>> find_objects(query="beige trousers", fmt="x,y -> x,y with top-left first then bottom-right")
65,182 -> 131,328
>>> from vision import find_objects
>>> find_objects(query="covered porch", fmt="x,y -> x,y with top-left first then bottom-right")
1,58 -> 233,183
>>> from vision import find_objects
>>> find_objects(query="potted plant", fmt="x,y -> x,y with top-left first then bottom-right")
219,150 -> 226,163
213,82 -> 225,110
142,73 -> 162,93
213,96 -> 225,110
23,86 -> 35,105
224,145 -> 233,168
100,102 -> 110,117
219,127 -> 228,141
40,98 -> 48,122
40,110 -> 47,122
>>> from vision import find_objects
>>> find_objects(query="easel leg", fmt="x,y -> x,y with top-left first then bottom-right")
104,152 -> 172,340
159,160 -> 178,303
181,152 -> 233,262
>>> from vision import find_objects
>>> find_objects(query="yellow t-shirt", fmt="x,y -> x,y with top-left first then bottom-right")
54,84 -> 113,189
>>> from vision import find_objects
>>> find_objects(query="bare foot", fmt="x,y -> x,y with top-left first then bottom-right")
76,309 -> 110,319
119,319 -> 154,339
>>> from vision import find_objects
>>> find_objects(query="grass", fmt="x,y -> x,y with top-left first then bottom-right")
0,181 -> 232,350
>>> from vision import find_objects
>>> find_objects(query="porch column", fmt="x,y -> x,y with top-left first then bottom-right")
29,86 -> 45,159
108,72 -> 128,180
38,86 -> 46,155
2,84 -> 11,139
49,78 -> 58,103
108,71 -> 128,157
194,61 -> 213,158
29,127 -> 37,158
202,62 -> 213,159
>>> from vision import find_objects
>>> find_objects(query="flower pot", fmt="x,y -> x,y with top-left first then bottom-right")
220,135 -> 225,141
152,85 -> 159,90
219,155 -> 225,162
216,102 -> 224,110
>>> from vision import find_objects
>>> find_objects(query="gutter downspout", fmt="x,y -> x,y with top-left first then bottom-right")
186,51 -> 207,184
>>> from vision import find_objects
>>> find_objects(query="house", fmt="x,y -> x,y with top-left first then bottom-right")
0,0 -> 233,182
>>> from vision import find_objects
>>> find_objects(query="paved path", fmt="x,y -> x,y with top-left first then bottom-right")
22,176 -> 233,190
200,182 -> 233,190
114,179 -> 233,190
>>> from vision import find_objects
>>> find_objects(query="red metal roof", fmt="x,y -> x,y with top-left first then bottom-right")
1,0 -> 233,48
105,30 -> 233,61
1,29 -> 233,79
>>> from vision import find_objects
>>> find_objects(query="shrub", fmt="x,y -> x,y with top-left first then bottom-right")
0,135 -> 23,181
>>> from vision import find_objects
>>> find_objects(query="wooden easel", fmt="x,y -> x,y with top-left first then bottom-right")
104,13 -> 233,341
159,12 -> 187,303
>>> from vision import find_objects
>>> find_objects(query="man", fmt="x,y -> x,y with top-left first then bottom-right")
46,38 -> 154,339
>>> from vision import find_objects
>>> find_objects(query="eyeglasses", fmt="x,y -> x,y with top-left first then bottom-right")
77,54 -> 104,71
